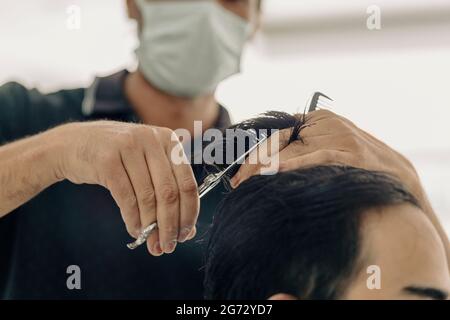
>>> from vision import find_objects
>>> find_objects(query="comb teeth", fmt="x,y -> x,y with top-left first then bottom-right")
307,92 -> 334,112
317,96 -> 334,110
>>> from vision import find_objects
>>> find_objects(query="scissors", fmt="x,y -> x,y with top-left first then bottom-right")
127,92 -> 333,250
126,134 -> 269,250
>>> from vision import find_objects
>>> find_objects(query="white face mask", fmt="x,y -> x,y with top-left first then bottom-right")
135,0 -> 250,98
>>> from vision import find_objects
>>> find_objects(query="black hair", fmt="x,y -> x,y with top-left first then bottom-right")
201,111 -> 419,300
204,166 -> 419,300
192,111 -> 304,184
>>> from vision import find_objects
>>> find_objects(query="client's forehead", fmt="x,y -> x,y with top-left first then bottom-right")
345,204 -> 450,299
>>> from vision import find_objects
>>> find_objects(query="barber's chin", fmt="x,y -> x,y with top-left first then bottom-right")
267,293 -> 298,300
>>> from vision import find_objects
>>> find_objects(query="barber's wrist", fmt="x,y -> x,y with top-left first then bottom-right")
39,124 -> 75,183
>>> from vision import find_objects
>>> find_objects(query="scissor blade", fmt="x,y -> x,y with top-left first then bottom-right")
216,135 -> 269,180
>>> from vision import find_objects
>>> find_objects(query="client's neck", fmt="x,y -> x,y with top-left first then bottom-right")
125,71 -> 219,136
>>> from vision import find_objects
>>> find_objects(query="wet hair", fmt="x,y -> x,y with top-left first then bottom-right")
192,111 -> 304,184
202,112 -> 419,300
204,166 -> 419,299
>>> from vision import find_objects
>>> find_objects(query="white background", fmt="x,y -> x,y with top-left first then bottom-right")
0,0 -> 449,233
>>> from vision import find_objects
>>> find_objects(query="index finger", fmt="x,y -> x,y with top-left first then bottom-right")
166,135 -> 199,243
145,130 -> 180,254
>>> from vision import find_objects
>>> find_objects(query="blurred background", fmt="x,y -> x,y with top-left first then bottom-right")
0,0 -> 449,232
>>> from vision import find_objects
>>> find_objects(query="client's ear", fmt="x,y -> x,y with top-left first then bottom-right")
268,293 -> 298,300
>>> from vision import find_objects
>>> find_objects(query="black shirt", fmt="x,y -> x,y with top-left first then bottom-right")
0,70 -> 231,299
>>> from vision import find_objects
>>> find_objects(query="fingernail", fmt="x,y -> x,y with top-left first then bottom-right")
178,227 -> 192,243
230,173 -> 240,186
260,167 -> 279,176
186,227 -> 197,240
230,178 -> 240,189
164,240 -> 177,254
151,241 -> 163,256
129,228 -> 140,239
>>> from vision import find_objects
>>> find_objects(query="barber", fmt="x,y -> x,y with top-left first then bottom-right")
0,0 -> 261,299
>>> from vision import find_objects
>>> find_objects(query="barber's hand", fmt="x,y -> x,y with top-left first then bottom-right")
231,110 -> 421,200
57,121 -> 199,256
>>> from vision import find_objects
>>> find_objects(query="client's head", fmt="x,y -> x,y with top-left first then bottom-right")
204,166 -> 450,300
202,111 -> 449,300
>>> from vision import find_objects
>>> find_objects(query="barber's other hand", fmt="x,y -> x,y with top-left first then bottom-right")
56,121 -> 199,256
232,110 -> 421,201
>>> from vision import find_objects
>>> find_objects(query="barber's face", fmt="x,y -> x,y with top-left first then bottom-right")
129,0 -> 253,97
345,204 -> 450,300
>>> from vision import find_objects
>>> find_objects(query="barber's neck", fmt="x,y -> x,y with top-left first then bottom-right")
125,71 -> 219,136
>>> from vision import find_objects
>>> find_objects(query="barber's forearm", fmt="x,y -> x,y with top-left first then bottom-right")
0,128 -> 64,218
